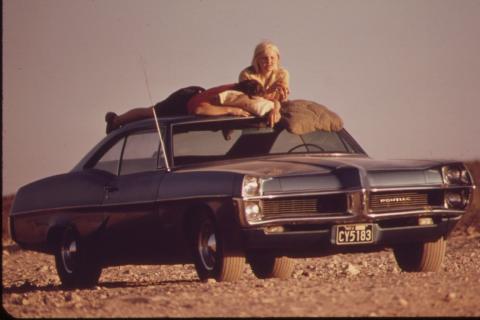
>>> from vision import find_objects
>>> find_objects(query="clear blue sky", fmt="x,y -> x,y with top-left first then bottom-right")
3,0 -> 480,195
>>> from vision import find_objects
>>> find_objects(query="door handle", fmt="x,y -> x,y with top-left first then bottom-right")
104,185 -> 118,200
104,185 -> 119,193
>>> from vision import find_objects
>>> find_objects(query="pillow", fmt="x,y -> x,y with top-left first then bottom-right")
218,90 -> 274,116
280,99 -> 344,134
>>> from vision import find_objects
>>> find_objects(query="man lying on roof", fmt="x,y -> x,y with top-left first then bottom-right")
104,79 -> 281,134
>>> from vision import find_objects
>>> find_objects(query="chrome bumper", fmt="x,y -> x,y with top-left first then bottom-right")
242,216 -> 459,253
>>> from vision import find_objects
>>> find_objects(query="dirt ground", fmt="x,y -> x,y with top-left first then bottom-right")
2,229 -> 479,318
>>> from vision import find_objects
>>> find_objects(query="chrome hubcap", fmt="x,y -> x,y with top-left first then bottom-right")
198,221 -> 217,271
61,236 -> 78,274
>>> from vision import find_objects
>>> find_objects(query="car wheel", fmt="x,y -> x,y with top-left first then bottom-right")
192,212 -> 245,282
248,252 -> 295,279
393,236 -> 446,272
54,226 -> 102,288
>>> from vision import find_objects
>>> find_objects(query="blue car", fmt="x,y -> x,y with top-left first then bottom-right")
9,115 -> 476,288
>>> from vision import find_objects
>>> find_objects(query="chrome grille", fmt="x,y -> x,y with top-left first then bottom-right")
263,198 -> 317,215
262,194 -> 347,216
369,191 -> 429,212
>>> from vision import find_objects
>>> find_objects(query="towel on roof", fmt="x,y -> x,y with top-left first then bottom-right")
218,90 -> 274,116
280,99 -> 344,134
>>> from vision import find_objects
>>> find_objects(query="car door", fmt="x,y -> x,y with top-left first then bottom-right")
98,129 -> 168,264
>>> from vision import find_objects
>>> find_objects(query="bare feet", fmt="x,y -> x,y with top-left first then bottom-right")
105,112 -> 118,134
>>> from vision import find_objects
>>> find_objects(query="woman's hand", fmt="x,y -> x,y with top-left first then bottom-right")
265,84 -> 289,102
264,91 -> 278,100
267,101 -> 282,127
273,84 -> 289,102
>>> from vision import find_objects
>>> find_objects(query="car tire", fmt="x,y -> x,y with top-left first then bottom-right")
393,236 -> 446,272
54,226 -> 102,288
248,252 -> 295,279
191,212 -> 245,282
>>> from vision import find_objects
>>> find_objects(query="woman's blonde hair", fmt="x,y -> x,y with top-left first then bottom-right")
251,41 -> 281,74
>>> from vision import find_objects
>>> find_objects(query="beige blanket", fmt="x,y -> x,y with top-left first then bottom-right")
218,90 -> 274,116
280,99 -> 344,134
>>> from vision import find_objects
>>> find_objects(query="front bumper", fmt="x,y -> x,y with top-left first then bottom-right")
242,216 -> 459,256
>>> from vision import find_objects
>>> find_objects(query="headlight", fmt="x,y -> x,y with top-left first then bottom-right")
244,202 -> 263,222
446,168 -> 461,183
445,191 -> 468,209
442,165 -> 471,185
460,170 -> 472,184
242,176 -> 261,197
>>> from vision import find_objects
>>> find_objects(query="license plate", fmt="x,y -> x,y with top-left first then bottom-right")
335,224 -> 374,245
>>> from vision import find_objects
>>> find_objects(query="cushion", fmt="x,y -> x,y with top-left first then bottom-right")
280,99 -> 344,134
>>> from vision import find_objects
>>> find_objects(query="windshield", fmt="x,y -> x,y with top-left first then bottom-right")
172,119 -> 364,166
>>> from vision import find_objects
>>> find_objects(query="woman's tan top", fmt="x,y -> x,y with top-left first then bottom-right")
238,66 -> 290,100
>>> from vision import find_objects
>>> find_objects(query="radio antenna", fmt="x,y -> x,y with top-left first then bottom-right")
140,56 -> 171,172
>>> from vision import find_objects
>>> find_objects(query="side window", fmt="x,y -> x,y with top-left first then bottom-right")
93,138 -> 125,174
120,131 -> 163,175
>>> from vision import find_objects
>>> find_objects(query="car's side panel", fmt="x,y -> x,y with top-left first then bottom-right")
157,171 -> 241,199
11,169 -> 113,214
98,170 -> 167,265
143,197 -> 240,265
96,196 -> 239,266
103,172 -> 242,264
114,170 -> 244,265
12,208 -> 107,254
10,169 -> 113,249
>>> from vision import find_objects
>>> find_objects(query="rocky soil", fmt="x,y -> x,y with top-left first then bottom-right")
2,230 -> 480,318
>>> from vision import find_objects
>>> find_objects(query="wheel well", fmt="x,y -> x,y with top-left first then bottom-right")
182,203 -> 214,240
181,199 -> 242,256
46,224 -> 74,252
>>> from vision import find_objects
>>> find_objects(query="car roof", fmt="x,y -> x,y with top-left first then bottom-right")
119,115 -> 259,132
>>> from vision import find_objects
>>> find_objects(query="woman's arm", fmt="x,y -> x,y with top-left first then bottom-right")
191,102 -> 251,117
268,83 -> 290,101
268,69 -> 290,101
266,101 -> 281,127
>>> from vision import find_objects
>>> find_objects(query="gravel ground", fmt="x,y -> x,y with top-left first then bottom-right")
2,230 -> 479,318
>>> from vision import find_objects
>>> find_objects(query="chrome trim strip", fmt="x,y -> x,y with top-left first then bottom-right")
155,194 -> 230,202
11,195 -> 232,217
243,189 -> 364,201
365,208 -> 465,219
307,153 -> 369,158
11,205 -> 102,217
368,185 -> 475,192
243,215 -> 358,227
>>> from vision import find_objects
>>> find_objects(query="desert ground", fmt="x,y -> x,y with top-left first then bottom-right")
2,161 -> 479,317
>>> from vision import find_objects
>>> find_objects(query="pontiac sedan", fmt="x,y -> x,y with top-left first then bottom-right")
10,115 -> 475,288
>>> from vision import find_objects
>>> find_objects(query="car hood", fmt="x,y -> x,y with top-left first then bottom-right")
180,155 -> 452,194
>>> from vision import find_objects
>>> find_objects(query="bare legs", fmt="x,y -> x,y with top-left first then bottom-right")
113,107 -> 153,126
105,107 -> 153,134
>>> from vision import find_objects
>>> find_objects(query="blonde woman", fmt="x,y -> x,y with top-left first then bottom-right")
239,41 -> 290,125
